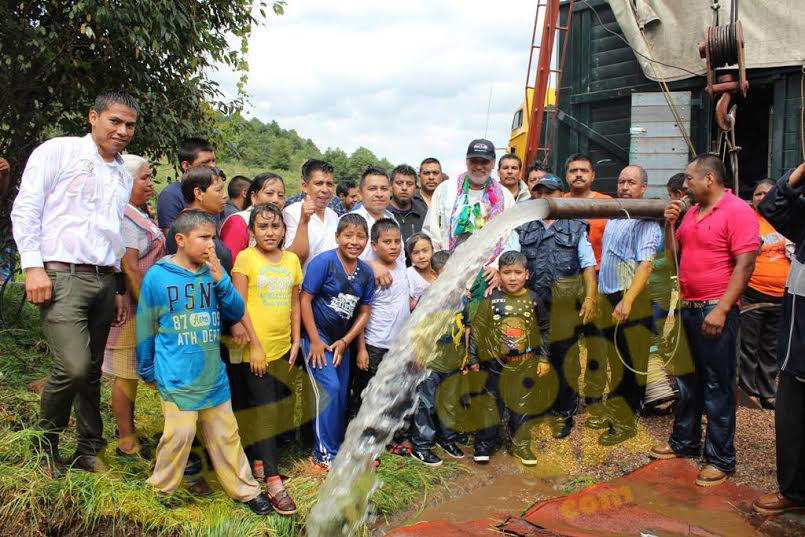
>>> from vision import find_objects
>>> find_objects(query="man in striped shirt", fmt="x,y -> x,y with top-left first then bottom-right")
595,165 -> 661,446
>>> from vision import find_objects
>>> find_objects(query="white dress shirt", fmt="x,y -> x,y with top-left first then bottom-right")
11,134 -> 133,269
348,205 -> 408,264
283,201 -> 339,272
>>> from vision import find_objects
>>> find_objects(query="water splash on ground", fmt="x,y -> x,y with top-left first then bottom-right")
307,199 -> 550,536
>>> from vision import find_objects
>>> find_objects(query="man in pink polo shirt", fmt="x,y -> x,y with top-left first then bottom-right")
649,154 -> 758,487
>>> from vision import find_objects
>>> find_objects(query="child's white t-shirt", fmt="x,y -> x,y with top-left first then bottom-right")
365,259 -> 410,349
407,266 -> 431,302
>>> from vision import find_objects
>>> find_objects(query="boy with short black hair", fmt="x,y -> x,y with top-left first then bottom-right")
431,250 -> 450,275
136,209 -> 272,514
301,213 -> 375,469
351,219 -> 410,415
468,250 -> 552,466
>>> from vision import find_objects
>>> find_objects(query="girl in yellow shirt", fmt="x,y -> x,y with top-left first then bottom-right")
232,203 -> 302,515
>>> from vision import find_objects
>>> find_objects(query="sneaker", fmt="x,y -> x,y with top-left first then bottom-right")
473,446 -> 491,464
512,445 -> 537,466
437,440 -> 465,459
267,487 -> 298,516
411,448 -> 443,466
309,456 -> 331,474
597,425 -> 637,446
551,417 -> 574,439
244,493 -> 273,515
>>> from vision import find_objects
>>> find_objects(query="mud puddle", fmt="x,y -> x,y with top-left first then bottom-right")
374,450 -> 560,535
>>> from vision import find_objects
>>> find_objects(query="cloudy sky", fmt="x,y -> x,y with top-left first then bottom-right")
215,0 -> 543,176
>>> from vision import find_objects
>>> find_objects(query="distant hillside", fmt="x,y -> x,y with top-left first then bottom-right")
213,113 -> 393,183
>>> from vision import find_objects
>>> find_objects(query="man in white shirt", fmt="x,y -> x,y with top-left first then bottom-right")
349,166 -> 408,287
11,91 -> 139,472
283,159 -> 337,272
421,138 -> 519,286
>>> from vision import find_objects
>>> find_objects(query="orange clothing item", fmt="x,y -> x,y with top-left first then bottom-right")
564,190 -> 611,269
749,213 -> 790,297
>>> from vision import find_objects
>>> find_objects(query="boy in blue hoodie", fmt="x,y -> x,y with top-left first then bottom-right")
136,210 -> 272,514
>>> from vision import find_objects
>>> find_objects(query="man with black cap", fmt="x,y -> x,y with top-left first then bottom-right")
422,139 -> 518,254
516,175 -> 598,439
421,138 -> 519,463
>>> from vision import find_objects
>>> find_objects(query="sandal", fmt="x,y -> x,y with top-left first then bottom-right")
387,442 -> 412,457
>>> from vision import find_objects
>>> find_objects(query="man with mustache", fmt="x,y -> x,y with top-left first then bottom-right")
563,153 -> 612,430
595,165 -> 661,445
11,91 -> 139,473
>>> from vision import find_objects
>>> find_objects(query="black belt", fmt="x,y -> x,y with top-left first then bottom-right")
44,262 -> 115,274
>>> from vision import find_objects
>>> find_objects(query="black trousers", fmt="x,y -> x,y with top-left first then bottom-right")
599,290 -> 652,430
474,358 -> 552,451
238,358 -> 293,477
411,369 -> 461,449
349,343 -> 388,419
776,371 -> 805,503
738,287 -> 782,400
546,294 -> 584,419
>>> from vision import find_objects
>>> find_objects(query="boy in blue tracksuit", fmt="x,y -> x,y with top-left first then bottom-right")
300,213 -> 375,468
136,210 -> 271,514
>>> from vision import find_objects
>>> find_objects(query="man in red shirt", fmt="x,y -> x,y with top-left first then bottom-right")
650,154 -> 758,487
563,154 -> 610,429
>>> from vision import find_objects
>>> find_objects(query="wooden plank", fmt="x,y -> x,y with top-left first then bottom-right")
630,137 -> 690,154
632,92 -> 691,107
592,35 -> 629,53
592,60 -> 639,81
632,105 -> 691,122
591,48 -> 635,68
557,110 -> 629,161
590,74 -> 642,92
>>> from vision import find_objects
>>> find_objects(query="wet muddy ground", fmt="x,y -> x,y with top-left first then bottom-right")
375,398 -> 784,536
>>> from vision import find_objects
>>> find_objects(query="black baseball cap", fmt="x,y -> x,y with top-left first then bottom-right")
466,139 -> 496,161
535,175 -> 564,191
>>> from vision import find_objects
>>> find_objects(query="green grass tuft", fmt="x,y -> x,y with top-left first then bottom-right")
0,285 -> 460,536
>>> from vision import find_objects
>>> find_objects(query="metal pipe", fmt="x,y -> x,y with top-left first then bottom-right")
544,197 -> 668,220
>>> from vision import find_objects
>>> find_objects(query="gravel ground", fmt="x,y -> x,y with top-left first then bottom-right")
547,399 -> 778,493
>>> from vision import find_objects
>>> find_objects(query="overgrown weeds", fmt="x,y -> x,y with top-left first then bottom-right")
0,286 -> 460,536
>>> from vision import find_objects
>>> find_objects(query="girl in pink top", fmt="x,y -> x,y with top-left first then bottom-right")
220,173 -> 286,261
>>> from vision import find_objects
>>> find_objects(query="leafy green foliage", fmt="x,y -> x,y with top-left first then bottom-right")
0,0 -> 285,176
214,113 -> 394,182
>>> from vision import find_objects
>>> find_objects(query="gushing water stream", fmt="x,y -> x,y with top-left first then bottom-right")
306,199 -> 551,536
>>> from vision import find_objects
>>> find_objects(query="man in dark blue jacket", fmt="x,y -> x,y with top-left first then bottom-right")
754,162 -> 805,515
516,174 -> 598,439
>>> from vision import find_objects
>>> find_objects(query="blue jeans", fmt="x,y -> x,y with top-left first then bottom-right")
670,305 -> 739,472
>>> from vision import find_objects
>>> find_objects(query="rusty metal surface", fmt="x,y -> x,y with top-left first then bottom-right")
544,198 -> 667,220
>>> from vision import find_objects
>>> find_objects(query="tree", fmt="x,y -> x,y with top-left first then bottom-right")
0,0 -> 285,182
323,148 -> 351,182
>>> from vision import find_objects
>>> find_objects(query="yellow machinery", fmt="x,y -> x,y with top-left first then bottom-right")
508,87 -> 556,164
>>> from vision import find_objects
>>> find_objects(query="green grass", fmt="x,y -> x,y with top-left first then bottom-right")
152,160 -> 302,198
559,475 -> 599,495
0,284 -> 461,536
